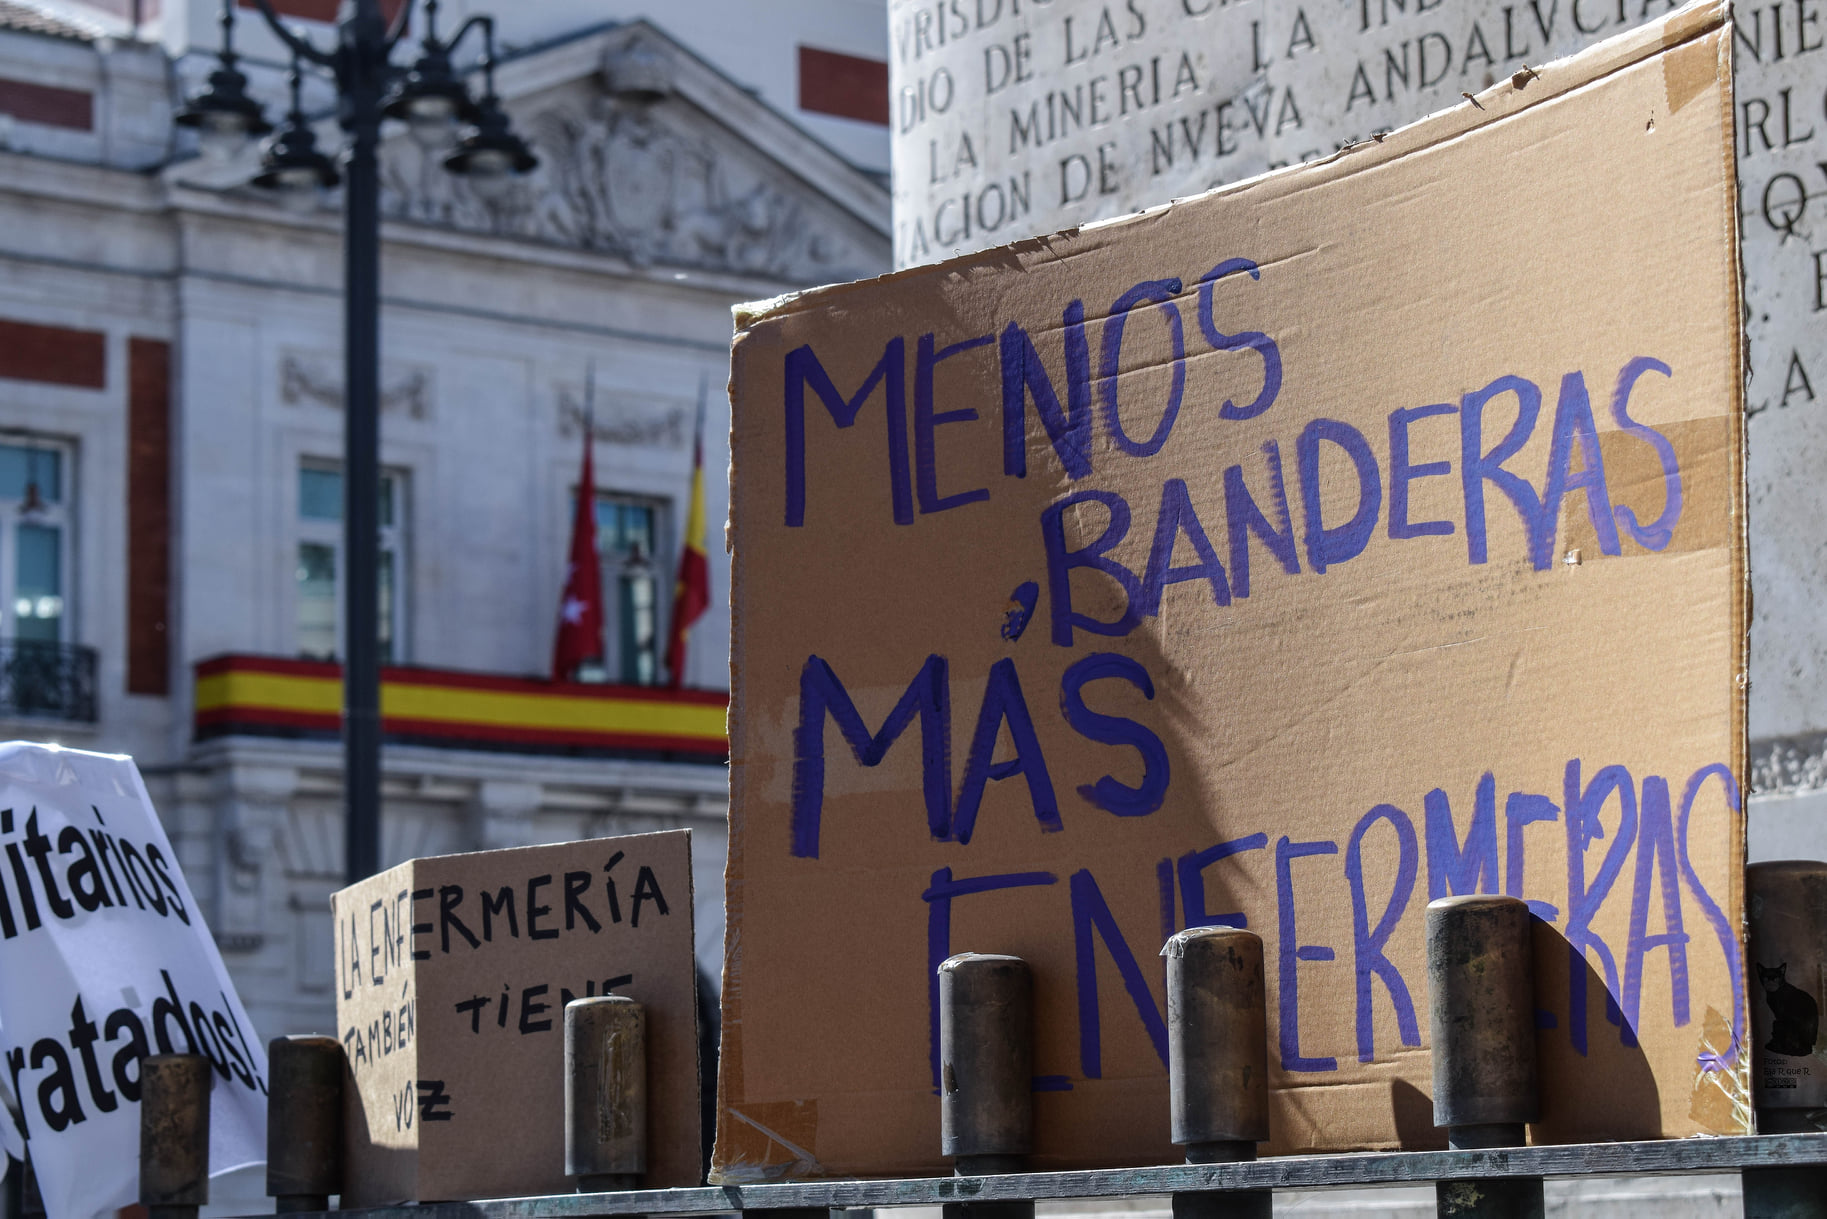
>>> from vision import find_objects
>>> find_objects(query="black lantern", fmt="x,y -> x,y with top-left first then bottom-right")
174,0 -> 272,161
251,55 -> 340,211
380,0 -> 476,149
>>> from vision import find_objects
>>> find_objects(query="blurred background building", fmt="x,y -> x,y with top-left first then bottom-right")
0,0 -> 891,1052
0,0 -> 1814,1214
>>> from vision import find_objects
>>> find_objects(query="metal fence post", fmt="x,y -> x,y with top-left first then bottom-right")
939,952 -> 1033,1219
1744,861 -> 1827,1219
266,1035 -> 343,1213
19,1152 -> 42,1219
1427,895 -> 1543,1219
1163,926 -> 1270,1219
140,1053 -> 212,1219
567,996 -> 648,1193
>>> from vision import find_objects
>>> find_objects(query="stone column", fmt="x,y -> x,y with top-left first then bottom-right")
467,779 -> 543,851
211,763 -> 298,952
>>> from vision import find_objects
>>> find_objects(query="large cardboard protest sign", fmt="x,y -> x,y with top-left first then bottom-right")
717,3 -> 1746,1180
0,744 -> 268,1219
334,830 -> 697,1203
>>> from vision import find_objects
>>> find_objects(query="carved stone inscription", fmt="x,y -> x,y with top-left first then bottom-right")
1739,7 -> 1826,743
891,0 -> 1827,756
889,0 -> 1726,261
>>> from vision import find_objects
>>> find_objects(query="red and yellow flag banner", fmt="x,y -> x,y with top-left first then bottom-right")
195,654 -> 726,758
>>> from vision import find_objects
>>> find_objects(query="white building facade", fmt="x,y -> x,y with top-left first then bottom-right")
0,0 -> 891,1057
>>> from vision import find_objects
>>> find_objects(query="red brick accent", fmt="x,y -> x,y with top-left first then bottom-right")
238,0 -> 406,24
127,338 -> 170,697
0,318 -> 106,389
0,78 -> 93,131
798,45 -> 888,126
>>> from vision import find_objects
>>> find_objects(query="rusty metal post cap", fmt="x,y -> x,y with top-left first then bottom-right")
266,1035 -> 343,1204
939,952 -> 1033,1161
940,951 -> 1029,974
566,995 -> 648,1188
1163,927 -> 1270,1147
1426,894 -> 1539,1131
139,1053 -> 213,1209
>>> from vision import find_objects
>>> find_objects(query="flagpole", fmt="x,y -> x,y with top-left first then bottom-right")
666,375 -> 712,689
585,360 -> 596,441
553,364 -> 607,682
694,371 -> 708,448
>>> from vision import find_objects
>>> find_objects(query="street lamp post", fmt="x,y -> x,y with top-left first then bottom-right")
177,0 -> 537,884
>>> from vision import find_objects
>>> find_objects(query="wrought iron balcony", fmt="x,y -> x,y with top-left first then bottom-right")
0,639 -> 98,723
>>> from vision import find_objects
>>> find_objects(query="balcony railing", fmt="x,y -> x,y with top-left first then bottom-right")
0,639 -> 98,722
193,654 -> 727,762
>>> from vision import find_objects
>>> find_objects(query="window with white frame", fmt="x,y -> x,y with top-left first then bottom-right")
0,440 -> 72,644
296,462 -> 406,664
594,492 -> 666,686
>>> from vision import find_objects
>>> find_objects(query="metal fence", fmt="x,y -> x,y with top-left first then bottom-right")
0,640 -> 96,722
93,894 -> 1827,1219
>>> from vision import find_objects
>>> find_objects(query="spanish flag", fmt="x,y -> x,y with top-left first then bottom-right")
666,378 -> 711,688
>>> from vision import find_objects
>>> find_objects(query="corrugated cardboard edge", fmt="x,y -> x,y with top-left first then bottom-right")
713,0 -> 1747,1180
335,859 -> 422,1208
716,320 -> 800,1184
1689,3 -> 1753,1137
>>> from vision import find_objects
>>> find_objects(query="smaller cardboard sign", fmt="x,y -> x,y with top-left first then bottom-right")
0,743 -> 268,1219
333,831 -> 697,1203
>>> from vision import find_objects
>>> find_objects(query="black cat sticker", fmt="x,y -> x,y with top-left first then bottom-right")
1759,961 -> 1820,1057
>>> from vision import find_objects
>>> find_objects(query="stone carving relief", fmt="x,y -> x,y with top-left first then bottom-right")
1753,731 -> 1827,798
380,93 -> 878,285
556,383 -> 687,448
280,350 -> 434,419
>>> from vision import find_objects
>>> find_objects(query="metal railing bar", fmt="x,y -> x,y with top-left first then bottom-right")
256,1132 -> 1827,1219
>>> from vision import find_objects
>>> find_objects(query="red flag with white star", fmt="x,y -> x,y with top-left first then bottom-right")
552,420 -> 604,680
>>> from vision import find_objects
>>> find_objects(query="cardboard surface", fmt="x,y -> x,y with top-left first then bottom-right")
334,831 -> 698,1203
718,1 -> 1747,1181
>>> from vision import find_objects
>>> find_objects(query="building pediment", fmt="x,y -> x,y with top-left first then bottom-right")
377,21 -> 889,288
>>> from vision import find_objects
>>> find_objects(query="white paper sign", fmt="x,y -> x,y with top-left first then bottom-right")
0,744 -> 267,1219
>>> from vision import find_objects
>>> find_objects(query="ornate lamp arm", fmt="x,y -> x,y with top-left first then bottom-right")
445,13 -> 499,91
445,14 -> 494,53
246,0 -> 334,66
